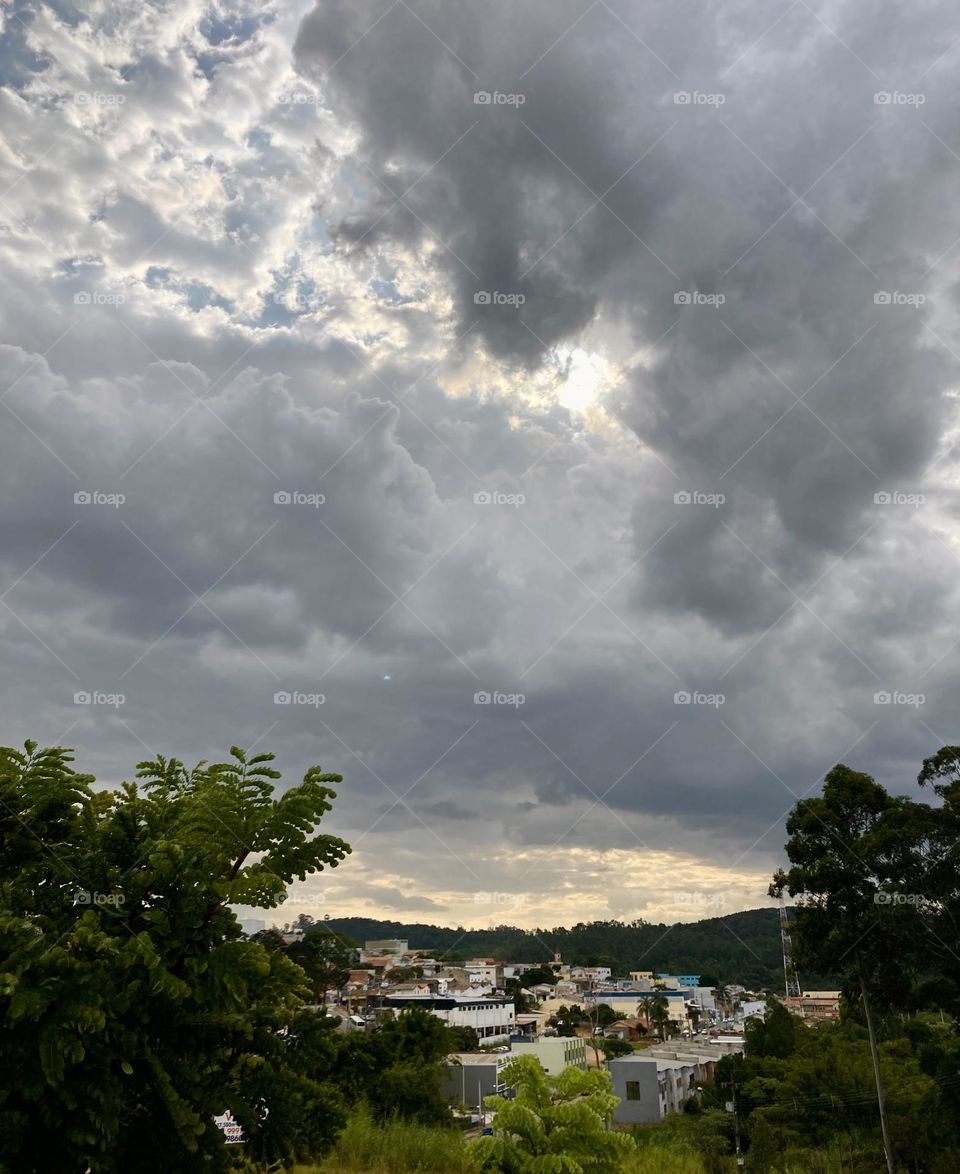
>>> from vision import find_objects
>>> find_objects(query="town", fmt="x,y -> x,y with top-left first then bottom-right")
251,928 -> 842,1129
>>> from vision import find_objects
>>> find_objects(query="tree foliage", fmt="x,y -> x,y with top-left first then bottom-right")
0,743 -> 350,1172
470,1055 -> 635,1173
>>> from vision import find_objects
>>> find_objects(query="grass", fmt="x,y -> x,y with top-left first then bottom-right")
299,1106 -> 482,1174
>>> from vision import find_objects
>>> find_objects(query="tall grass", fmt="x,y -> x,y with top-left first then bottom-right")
301,1105 -> 481,1174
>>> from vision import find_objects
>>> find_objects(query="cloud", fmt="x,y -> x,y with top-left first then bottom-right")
1,0 -> 959,929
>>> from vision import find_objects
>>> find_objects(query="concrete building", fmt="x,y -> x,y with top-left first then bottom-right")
510,1036 -> 588,1074
360,939 -> 408,962
382,994 -> 516,1042
609,1042 -> 740,1125
584,989 -> 691,1030
465,960 -> 503,986
785,991 -> 841,1022
443,1053 -> 512,1111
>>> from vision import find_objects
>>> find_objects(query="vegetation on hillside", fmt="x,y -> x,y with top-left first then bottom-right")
316,909 -> 795,989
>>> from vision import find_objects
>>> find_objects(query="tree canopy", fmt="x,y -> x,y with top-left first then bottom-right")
0,742 -> 350,1172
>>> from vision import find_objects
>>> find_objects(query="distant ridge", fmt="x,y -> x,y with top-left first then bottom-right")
310,907 -> 808,989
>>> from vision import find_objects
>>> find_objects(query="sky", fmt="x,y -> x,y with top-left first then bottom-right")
1,0 -> 959,936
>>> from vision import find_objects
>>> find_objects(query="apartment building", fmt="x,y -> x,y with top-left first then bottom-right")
509,1035 -> 588,1074
609,1042 -> 741,1125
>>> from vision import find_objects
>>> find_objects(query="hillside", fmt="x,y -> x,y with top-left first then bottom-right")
316,907 -> 814,990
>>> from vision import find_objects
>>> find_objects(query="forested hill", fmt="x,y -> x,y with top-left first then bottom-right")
318,907 -> 800,990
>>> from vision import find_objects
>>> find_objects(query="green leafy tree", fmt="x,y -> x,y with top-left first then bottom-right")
322,1005 -> 455,1125
286,929 -> 357,1001
773,762 -> 941,1174
470,1055 -> 635,1173
594,1002 -> 626,1028
547,1004 -> 582,1037
0,743 -> 350,1173
600,1037 -> 633,1059
644,992 -> 674,1040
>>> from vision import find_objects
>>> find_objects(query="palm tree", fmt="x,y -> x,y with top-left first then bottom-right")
645,992 -> 673,1040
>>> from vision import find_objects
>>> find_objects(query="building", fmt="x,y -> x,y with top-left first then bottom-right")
465,960 -> 503,986
602,1016 -> 648,1042
509,1036 -> 588,1074
360,939 -> 408,962
382,994 -> 516,1042
584,989 -> 692,1030
609,1042 -> 741,1125
785,991 -> 841,1022
442,1053 -> 512,1111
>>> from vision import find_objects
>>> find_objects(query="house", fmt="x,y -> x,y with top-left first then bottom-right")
509,1036 -> 588,1074
602,1016 -> 648,1041
609,1042 -> 741,1125
465,960 -> 503,986
785,991 -> 841,1022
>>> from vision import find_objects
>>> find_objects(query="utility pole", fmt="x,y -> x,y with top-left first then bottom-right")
726,1083 -> 744,1168
858,957 -> 895,1174
779,896 -> 801,999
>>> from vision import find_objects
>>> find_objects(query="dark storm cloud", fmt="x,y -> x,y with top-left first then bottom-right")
2,0 -> 960,925
295,0 -> 958,626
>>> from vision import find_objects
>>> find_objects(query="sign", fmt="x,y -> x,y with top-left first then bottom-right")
214,1110 -> 245,1144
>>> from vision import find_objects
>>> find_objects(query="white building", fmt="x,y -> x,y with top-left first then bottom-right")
383,994 -> 515,1043
509,1036 -> 588,1074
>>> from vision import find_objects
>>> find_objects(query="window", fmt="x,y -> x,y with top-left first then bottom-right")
625,1081 -> 640,1101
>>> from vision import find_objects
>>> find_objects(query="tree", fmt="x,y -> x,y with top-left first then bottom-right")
547,1004 -> 582,1037
645,992 -> 674,1040
470,1055 -> 635,1173
286,929 -> 357,1001
600,1037 -> 633,1060
594,1003 -> 626,1028
0,743 -> 351,1172
322,1005 -> 456,1125
773,762 -> 937,1174
382,963 -> 424,984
